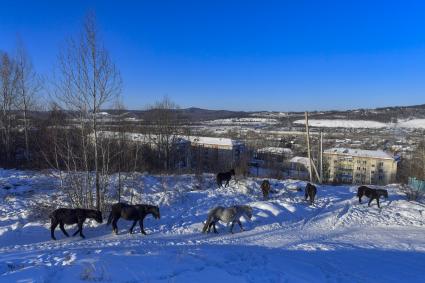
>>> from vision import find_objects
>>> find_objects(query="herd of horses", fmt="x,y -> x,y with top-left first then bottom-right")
49,169 -> 389,240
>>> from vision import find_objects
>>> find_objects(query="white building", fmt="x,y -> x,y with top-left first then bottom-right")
324,147 -> 398,185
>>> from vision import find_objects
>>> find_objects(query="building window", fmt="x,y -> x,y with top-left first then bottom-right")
363,161 -> 367,164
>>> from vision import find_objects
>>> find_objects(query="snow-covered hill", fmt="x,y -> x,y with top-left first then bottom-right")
1,169 -> 425,282
293,118 -> 425,129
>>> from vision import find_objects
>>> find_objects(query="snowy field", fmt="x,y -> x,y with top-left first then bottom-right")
1,169 -> 425,282
203,118 -> 279,126
293,119 -> 425,129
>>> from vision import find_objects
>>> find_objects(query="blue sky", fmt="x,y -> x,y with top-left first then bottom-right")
1,0 -> 425,111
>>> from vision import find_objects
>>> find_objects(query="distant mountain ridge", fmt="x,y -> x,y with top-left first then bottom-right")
25,103 -> 425,123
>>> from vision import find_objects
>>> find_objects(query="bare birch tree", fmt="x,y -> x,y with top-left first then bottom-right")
15,41 -> 42,164
54,13 -> 122,210
0,52 -> 18,165
145,96 -> 182,172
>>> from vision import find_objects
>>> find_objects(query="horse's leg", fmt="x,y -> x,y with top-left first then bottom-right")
359,195 -> 362,203
226,179 -> 230,187
112,217 -> 119,234
230,221 -> 235,234
139,219 -> 147,235
305,191 -> 308,201
212,222 -> 218,233
77,220 -> 85,239
50,219 -> 58,240
377,198 -> 380,208
237,220 -> 244,231
207,221 -> 214,233
59,222 -> 69,237
368,197 -> 373,207
72,226 -> 80,237
129,220 -> 137,234
202,218 -> 210,233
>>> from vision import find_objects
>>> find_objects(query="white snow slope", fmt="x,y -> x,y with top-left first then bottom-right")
293,119 -> 425,129
1,169 -> 425,283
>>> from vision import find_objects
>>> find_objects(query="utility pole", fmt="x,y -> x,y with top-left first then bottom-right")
305,112 -> 313,182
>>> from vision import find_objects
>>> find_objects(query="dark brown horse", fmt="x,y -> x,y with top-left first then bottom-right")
305,183 -> 317,205
357,186 -> 388,208
217,169 -> 235,188
49,208 -> 103,240
107,203 -> 160,235
261,180 -> 271,200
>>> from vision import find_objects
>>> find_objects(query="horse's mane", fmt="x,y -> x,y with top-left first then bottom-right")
85,209 -> 101,216
235,205 -> 252,215
138,204 -> 159,215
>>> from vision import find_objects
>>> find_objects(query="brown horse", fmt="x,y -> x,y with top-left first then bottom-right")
261,180 -> 271,200
49,208 -> 103,240
107,203 -> 160,234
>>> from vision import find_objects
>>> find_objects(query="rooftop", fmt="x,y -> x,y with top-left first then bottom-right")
290,156 -> 311,169
257,147 -> 293,155
187,136 -> 243,147
324,147 -> 394,160
97,131 -> 242,147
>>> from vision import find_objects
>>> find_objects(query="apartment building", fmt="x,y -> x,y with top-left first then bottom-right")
324,147 -> 398,185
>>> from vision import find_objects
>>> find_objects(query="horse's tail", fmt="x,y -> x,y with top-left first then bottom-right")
107,211 -> 113,226
48,210 -> 57,222
216,174 -> 221,187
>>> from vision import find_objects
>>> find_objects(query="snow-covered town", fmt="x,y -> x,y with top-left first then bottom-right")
2,2 -> 425,283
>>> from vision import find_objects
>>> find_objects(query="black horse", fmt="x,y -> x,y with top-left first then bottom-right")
357,186 -> 388,208
49,208 -> 103,240
107,203 -> 160,235
304,183 -> 317,205
216,169 -> 235,188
